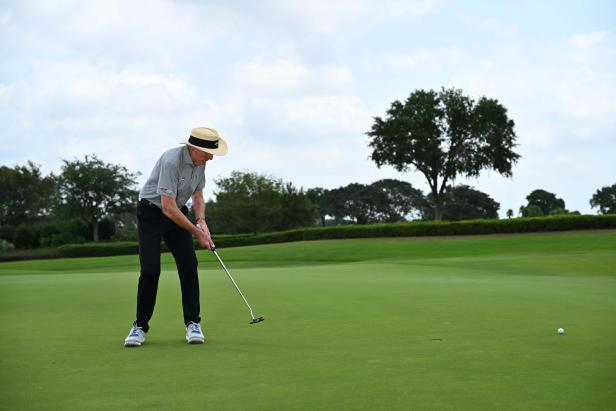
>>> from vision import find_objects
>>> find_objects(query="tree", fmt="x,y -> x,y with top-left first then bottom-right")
55,155 -> 140,241
435,185 -> 499,221
520,189 -> 565,216
276,183 -> 318,231
212,171 -> 282,234
307,180 -> 426,225
367,87 -> 519,220
321,188 -> 350,224
306,187 -> 329,226
211,171 -> 316,234
590,184 -> 616,214
368,179 -> 426,222
310,186 -> 352,224
311,184 -> 374,224
0,161 -> 56,225
506,209 -> 513,219
315,184 -> 371,225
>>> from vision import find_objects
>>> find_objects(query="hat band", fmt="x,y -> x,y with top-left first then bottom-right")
189,135 -> 219,149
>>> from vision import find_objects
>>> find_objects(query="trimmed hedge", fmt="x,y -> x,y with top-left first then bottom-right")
58,241 -> 139,258
214,214 -> 616,247
49,214 -> 616,259
57,241 -> 171,258
0,247 -> 61,262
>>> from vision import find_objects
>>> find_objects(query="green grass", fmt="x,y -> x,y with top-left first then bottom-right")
1,231 -> 615,410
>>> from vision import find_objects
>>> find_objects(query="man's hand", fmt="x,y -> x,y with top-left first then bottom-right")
160,196 -> 215,250
196,223 -> 215,250
196,218 -> 207,232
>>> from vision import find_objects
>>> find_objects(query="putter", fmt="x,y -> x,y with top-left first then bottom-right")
211,247 -> 265,325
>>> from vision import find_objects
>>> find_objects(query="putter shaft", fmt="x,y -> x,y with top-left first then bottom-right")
212,249 -> 258,320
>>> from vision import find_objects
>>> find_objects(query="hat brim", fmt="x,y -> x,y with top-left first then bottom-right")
180,137 -> 228,156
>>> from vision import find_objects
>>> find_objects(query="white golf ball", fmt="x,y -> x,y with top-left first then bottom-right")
557,327 -> 565,335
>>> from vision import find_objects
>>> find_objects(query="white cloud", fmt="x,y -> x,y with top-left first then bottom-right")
235,57 -> 354,95
449,40 -> 616,139
6,58 -> 241,180
384,51 -> 442,71
193,94 -> 247,131
320,66 -> 354,86
558,88 -> 616,120
457,12 -> 518,38
21,0 -> 224,64
384,49 -> 466,72
571,30 -> 611,48
266,0 -> 440,34
0,7 -> 12,30
0,84 -> 16,108
478,58 -> 495,72
235,58 -> 311,93
519,126 -> 556,150
30,61 -> 196,114
556,63 -> 616,120
251,95 -> 371,135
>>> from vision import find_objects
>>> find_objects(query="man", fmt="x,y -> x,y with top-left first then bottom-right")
124,127 -> 228,347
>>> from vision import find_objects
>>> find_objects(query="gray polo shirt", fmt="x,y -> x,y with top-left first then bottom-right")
139,145 -> 206,209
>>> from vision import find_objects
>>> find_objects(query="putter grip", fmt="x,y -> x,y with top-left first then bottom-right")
196,224 -> 216,251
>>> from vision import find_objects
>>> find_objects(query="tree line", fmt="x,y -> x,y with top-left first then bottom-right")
1,159 -> 614,251
204,172 -> 501,235
0,157 -> 139,249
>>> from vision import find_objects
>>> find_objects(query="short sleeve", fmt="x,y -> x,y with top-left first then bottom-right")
156,160 -> 179,198
196,171 -> 205,192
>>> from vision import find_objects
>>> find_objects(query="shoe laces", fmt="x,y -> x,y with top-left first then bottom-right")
130,326 -> 143,337
188,322 -> 201,334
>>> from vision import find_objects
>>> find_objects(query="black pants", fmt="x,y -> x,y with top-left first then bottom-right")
134,200 -> 200,332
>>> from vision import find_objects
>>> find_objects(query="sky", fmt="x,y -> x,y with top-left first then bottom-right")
1,0 -> 615,216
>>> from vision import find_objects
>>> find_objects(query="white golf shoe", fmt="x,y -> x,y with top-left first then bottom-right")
124,325 -> 146,347
186,322 -> 205,344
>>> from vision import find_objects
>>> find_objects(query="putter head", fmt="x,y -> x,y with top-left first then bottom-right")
250,316 -> 265,325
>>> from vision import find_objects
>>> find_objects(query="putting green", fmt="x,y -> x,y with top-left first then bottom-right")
1,231 -> 615,410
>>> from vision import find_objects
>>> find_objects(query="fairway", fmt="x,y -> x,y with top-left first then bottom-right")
1,231 -> 615,410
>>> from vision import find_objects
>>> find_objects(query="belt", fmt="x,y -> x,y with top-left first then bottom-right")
139,198 -> 188,215
139,198 -> 160,209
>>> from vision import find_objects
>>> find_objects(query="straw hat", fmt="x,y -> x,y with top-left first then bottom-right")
180,127 -> 228,156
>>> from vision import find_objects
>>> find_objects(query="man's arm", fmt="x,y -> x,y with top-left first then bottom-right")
191,189 -> 206,227
192,190 -> 214,241
161,195 -> 214,250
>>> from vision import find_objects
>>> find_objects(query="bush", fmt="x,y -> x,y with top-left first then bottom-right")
98,218 -> 116,240
13,225 -> 39,249
0,247 -> 60,262
38,219 -> 89,247
0,225 -> 15,242
58,241 -> 169,258
58,241 -> 140,258
10,219 -> 109,247
549,207 -> 568,215
213,214 -> 616,248
111,227 -> 138,241
0,239 -> 15,252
